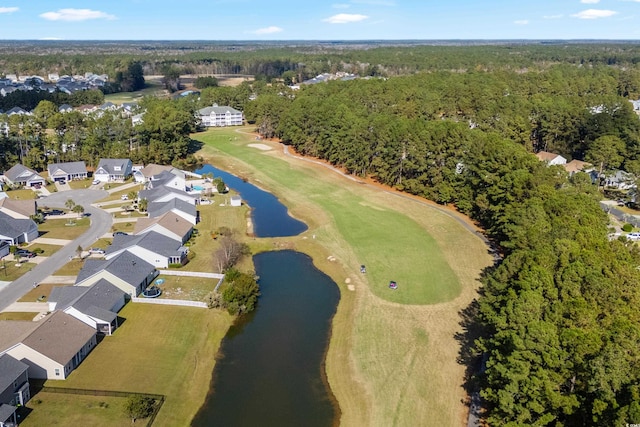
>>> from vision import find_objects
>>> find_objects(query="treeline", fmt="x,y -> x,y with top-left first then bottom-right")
244,66 -> 640,424
0,89 -> 104,112
10,42 -> 640,83
0,97 -> 200,173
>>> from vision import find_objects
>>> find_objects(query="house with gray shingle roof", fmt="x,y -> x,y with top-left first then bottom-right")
139,185 -> 195,206
133,211 -> 193,244
147,169 -> 186,191
197,103 -> 243,127
105,231 -> 188,268
0,311 -> 97,380
0,354 -> 30,426
2,164 -> 45,188
75,251 -> 158,297
47,161 -> 88,182
94,159 -> 132,183
0,198 -> 36,219
147,198 -> 198,224
58,103 -> 73,113
0,212 -> 39,245
48,279 -> 126,336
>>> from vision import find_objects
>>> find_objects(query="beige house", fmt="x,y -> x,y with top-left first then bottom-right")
133,211 -> 193,244
535,151 -> 567,166
564,159 -> 591,176
0,311 -> 97,380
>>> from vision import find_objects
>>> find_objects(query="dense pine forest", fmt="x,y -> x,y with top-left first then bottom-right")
4,41 -> 640,425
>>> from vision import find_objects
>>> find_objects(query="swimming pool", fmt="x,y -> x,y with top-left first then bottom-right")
192,185 -> 204,191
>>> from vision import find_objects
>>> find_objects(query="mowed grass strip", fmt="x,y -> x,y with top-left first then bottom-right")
51,303 -> 233,427
194,129 -> 459,304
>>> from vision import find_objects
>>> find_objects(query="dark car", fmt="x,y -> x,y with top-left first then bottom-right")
46,209 -> 64,216
113,231 -> 128,237
16,250 -> 35,258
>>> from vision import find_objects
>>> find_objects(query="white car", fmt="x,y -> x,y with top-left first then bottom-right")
626,232 -> 640,241
92,179 -> 100,185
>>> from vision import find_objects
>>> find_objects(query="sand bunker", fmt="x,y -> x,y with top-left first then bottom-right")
248,143 -> 271,151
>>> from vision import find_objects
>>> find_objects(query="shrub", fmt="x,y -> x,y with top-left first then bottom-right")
623,223 -> 634,232
31,248 -> 44,254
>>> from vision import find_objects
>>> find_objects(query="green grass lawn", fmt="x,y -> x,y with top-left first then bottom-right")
104,82 -> 166,104
20,393 -> 130,427
193,129 -> 460,304
51,259 -> 84,276
156,275 -> 216,301
52,303 -> 233,427
0,260 -> 36,281
68,179 -> 93,190
6,189 -> 37,200
26,243 -> 62,256
0,312 -> 36,320
39,218 -> 90,240
110,222 -> 136,234
18,283 -> 60,303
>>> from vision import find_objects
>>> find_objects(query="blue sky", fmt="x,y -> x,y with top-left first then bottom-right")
2,1 -> 640,40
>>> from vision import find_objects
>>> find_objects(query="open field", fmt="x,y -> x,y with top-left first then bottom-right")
52,303 -> 233,427
104,81 -> 167,104
192,127 -> 493,426
39,218 -> 90,240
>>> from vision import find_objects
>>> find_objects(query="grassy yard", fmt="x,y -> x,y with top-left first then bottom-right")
0,312 -> 37,320
51,259 -> 84,276
0,260 -> 36,281
6,188 -> 37,200
68,179 -> 94,190
18,283 -> 61,303
21,393 -> 130,427
26,243 -> 63,256
39,218 -> 90,240
110,222 -> 136,234
52,303 -> 233,427
156,275 -> 216,301
192,127 -> 493,427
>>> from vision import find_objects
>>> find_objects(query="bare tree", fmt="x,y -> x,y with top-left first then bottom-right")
213,235 -> 249,272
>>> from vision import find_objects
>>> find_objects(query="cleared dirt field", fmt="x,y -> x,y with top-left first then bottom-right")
193,128 -> 493,426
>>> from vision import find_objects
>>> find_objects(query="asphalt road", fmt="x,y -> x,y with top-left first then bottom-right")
0,189 -> 112,312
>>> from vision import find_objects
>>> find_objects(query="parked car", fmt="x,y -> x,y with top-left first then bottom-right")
92,179 -> 100,185
88,248 -> 105,255
16,250 -> 35,258
113,231 -> 128,237
626,232 -> 640,241
45,209 -> 64,216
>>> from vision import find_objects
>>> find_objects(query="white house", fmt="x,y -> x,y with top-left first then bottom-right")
147,199 -> 198,224
197,104 -> 243,127
133,211 -> 193,244
105,231 -> 188,268
75,252 -> 158,297
94,159 -> 133,182
535,151 -> 567,166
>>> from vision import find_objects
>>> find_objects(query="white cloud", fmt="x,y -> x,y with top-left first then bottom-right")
333,3 -> 350,8
0,7 -> 18,14
323,13 -> 368,24
581,0 -> 600,3
514,20 -> 529,25
252,26 -> 283,35
40,9 -> 116,22
543,14 -> 563,19
572,9 -> 617,19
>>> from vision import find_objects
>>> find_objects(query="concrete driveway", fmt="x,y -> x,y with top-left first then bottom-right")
0,188 -> 112,312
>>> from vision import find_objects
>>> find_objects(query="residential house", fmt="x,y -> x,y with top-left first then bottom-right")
47,161 -> 88,182
0,212 -> 39,246
94,159 -> 133,183
0,242 -> 9,259
535,151 -> 567,166
603,170 -> 636,190
564,159 -> 591,177
147,199 -> 198,224
58,104 -> 73,113
0,354 -> 30,427
197,104 -> 243,127
0,198 -> 37,220
5,107 -> 29,117
105,231 -> 188,268
48,279 -> 126,336
0,311 -> 97,380
138,164 -> 173,182
75,251 -> 158,297
133,211 -> 193,244
132,113 -> 145,126
139,185 -> 196,206
2,164 -> 45,188
146,169 -> 187,190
